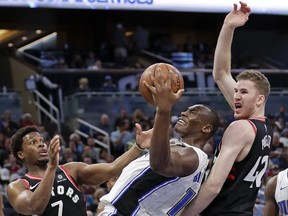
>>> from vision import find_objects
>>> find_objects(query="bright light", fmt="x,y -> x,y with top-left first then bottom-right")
17,32 -> 57,52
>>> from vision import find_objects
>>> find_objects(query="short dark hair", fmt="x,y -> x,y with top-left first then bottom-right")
201,105 -> 220,139
11,126 -> 39,163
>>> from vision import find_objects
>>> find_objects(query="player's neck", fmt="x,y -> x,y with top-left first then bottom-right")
26,164 -> 48,177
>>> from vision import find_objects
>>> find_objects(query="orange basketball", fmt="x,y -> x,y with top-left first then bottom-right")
139,63 -> 184,106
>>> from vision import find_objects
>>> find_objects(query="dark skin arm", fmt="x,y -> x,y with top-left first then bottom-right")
264,175 -> 279,216
65,123 -> 152,186
145,68 -> 198,177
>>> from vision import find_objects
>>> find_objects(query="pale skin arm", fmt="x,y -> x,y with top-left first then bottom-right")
212,1 -> 251,109
145,68 -> 197,177
65,124 -> 152,186
264,175 -> 279,216
6,135 -> 61,215
181,120 -> 255,216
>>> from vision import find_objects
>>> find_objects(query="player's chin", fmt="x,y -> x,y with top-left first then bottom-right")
174,124 -> 183,133
37,157 -> 49,165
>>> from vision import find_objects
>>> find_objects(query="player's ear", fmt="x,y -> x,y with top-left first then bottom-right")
202,124 -> 212,134
17,151 -> 24,160
257,94 -> 265,106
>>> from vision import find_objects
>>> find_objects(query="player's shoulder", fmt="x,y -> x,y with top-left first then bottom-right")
265,175 -> 278,195
227,119 -> 254,132
7,177 -> 27,192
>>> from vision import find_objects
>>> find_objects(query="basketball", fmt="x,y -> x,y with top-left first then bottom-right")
139,63 -> 184,105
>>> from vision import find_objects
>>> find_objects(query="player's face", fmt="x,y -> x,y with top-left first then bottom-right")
233,80 -> 261,119
20,132 -> 49,165
174,104 -> 205,136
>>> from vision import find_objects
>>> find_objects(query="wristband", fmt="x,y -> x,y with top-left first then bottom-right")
135,142 -> 145,151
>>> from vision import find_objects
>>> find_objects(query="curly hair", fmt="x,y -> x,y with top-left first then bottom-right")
11,126 -> 39,163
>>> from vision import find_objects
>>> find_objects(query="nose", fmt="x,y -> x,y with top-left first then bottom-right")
234,91 -> 241,100
38,140 -> 45,147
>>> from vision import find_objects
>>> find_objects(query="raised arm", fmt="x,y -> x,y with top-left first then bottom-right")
144,68 -> 195,177
6,135 -> 61,215
213,1 -> 251,109
264,175 -> 279,216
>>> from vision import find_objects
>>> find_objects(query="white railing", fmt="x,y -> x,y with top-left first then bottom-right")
75,118 -> 111,156
31,90 -> 61,133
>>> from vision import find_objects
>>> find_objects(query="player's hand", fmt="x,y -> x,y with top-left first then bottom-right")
48,135 -> 61,169
145,69 -> 184,110
135,123 -> 153,149
224,1 -> 251,28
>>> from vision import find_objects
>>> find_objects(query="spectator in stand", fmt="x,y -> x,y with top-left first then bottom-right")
87,187 -> 107,214
69,132 -> 85,156
100,75 -> 118,92
19,113 -> 37,128
280,128 -> 288,147
275,105 -> 288,126
110,119 -> 132,158
132,25 -> 150,53
279,146 -> 288,169
269,132 -> 283,167
85,51 -> 102,70
95,113 -> 112,143
77,77 -> 91,92
70,52 -> 84,69
86,137 -> 101,163
55,56 -> 68,69
111,23 -> 129,67
0,110 -> 19,137
183,35 -> 194,53
113,108 -> 131,130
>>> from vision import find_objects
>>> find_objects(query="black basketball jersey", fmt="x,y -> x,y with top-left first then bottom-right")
202,118 -> 272,216
19,165 -> 87,216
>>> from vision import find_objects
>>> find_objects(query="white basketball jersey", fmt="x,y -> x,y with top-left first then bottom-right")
275,169 -> 288,215
100,138 -> 208,216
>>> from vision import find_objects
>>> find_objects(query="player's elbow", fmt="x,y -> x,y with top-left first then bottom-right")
150,161 -> 167,175
150,161 -> 161,173
206,180 -> 222,197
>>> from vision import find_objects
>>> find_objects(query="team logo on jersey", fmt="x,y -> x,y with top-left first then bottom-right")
56,174 -> 67,183
262,135 -> 271,150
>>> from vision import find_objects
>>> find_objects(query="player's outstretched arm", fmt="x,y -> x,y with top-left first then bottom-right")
65,123 -> 151,186
213,1 -> 251,109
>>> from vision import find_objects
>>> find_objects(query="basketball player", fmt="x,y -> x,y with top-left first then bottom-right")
6,125 -> 149,216
181,2 -> 273,215
98,69 -> 220,215
264,168 -> 288,216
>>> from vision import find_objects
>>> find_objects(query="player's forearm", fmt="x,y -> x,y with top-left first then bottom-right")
28,166 -> 57,214
181,183 -> 219,216
149,109 -> 171,172
213,23 -> 235,82
111,144 -> 142,174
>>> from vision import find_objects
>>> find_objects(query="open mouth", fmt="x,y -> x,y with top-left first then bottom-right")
234,103 -> 242,111
177,118 -> 185,125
